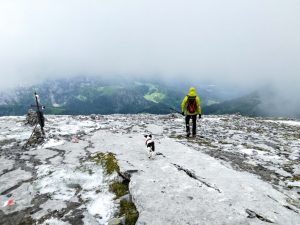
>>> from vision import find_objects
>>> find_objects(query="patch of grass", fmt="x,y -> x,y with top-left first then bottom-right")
144,92 -> 165,103
241,143 -> 267,152
218,140 -> 231,145
283,131 -> 300,141
77,166 -> 94,175
90,152 -> 120,175
120,199 -> 139,225
96,86 -> 122,95
171,134 -> 187,140
95,187 -> 101,194
292,176 -> 300,181
207,99 -> 220,106
246,127 -> 263,134
48,107 -> 66,115
286,198 -> 300,208
109,182 -> 129,199
196,139 -> 218,148
221,118 -> 229,122
87,169 -> 93,175
242,143 -> 252,148
75,95 -> 87,101
91,151 -> 139,224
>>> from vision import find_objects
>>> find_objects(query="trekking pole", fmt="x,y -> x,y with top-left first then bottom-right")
23,123 -> 38,149
158,102 -> 184,116
169,107 -> 183,116
33,92 -> 45,135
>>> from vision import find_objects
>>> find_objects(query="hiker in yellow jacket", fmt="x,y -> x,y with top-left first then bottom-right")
181,87 -> 201,137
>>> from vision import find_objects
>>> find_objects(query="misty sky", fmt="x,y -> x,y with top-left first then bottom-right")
0,0 -> 299,92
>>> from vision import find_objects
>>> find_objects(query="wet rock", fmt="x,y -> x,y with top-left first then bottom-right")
118,170 -> 139,181
90,114 -> 97,120
246,209 -> 256,218
108,217 -> 124,225
119,194 -> 131,202
90,114 -> 102,120
246,209 -> 274,223
1,114 -> 300,225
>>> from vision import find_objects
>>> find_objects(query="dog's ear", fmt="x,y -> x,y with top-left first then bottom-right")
144,135 -> 147,138
149,134 -> 152,138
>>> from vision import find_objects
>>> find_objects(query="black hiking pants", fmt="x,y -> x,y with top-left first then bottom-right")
185,115 -> 197,135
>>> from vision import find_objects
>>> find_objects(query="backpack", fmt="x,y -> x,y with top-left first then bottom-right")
187,96 -> 197,113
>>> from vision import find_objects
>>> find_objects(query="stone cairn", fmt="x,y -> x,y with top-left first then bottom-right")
26,126 -> 44,147
24,109 -> 45,147
25,109 -> 39,126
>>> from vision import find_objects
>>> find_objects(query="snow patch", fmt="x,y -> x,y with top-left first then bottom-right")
34,163 -> 116,224
240,148 -> 256,155
43,139 -> 65,148
41,218 -> 71,225
32,200 -> 67,220
0,169 -> 32,194
0,157 -> 14,174
268,120 -> 300,127
287,181 -> 300,187
87,192 -> 115,223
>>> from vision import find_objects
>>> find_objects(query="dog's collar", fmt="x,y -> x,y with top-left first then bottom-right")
145,138 -> 153,145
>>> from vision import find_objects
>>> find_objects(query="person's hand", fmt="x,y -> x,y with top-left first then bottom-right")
199,114 -> 202,119
181,112 -> 184,116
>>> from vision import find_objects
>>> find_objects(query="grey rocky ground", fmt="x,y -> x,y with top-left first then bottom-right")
0,114 -> 299,225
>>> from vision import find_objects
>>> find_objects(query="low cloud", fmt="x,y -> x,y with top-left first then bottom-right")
0,0 -> 299,113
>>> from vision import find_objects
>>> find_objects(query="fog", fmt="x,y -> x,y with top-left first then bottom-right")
0,1 -> 299,114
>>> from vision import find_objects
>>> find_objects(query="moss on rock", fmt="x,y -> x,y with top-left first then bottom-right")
109,182 -> 129,199
292,175 -> 300,181
91,151 -> 139,224
91,152 -> 120,175
120,199 -> 139,225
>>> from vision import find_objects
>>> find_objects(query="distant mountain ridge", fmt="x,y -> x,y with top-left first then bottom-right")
0,77 -> 219,116
204,92 -> 261,116
204,89 -> 300,119
0,77 -> 299,118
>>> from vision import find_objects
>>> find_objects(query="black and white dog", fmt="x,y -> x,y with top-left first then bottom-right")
144,134 -> 155,159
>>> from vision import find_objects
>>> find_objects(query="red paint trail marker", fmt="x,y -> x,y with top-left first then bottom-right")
3,199 -> 14,207
71,136 -> 79,143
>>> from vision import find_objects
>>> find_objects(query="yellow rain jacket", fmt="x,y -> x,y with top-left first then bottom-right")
181,87 -> 201,116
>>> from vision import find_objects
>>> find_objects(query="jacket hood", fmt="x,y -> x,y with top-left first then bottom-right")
188,87 -> 196,96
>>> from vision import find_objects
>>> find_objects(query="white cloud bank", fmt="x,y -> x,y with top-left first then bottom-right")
0,0 -> 299,93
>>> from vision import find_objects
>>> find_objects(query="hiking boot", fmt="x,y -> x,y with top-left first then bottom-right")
192,133 -> 196,137
187,132 -> 191,137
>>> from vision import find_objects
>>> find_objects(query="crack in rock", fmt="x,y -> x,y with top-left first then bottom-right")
245,209 -> 274,223
0,177 -> 34,196
0,168 -> 15,177
267,195 -> 300,214
45,147 -> 66,163
36,201 -> 83,225
180,141 -> 284,187
118,169 -> 139,181
172,163 -> 222,193
283,205 -> 300,214
155,152 -> 166,158
83,140 -> 94,153
0,193 -> 50,225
